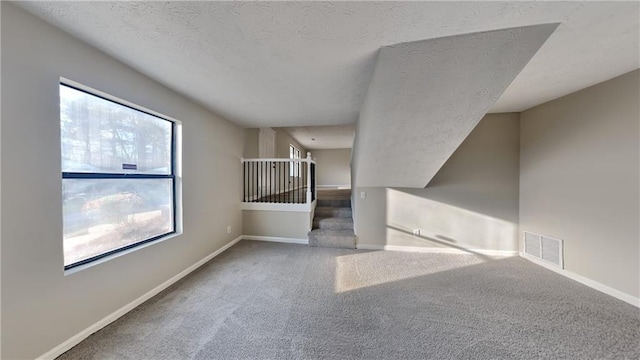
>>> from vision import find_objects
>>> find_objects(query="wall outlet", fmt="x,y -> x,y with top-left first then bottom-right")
226,226 -> 232,234
360,191 -> 367,199
413,229 -> 421,237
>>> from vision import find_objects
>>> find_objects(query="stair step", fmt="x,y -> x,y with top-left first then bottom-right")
314,207 -> 352,218
308,229 -> 356,249
316,189 -> 351,199
313,217 -> 353,230
317,198 -> 351,208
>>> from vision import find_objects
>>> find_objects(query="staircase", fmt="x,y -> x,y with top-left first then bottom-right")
308,189 -> 356,249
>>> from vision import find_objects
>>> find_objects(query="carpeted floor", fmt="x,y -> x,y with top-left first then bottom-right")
58,241 -> 640,359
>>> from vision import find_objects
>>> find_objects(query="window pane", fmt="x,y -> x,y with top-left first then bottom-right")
63,178 -> 174,266
60,84 -> 172,174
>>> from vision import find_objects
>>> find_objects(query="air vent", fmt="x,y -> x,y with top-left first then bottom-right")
524,232 -> 541,257
523,231 -> 564,269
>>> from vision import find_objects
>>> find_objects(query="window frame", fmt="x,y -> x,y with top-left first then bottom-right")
60,81 -> 179,270
289,144 -> 301,177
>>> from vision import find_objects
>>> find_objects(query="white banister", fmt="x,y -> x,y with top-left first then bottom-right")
241,156 -> 317,207
306,152 -> 312,204
241,157 -> 315,164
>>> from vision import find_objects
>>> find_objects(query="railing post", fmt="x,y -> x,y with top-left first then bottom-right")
306,152 -> 312,204
241,157 -> 245,202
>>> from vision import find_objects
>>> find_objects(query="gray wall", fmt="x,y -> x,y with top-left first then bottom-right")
241,130 -> 312,240
243,128 -> 259,158
313,149 -> 352,187
242,128 -> 306,159
1,3 -> 243,359
276,128 -> 306,158
243,210 -> 311,239
355,113 -> 521,252
520,70 -> 639,298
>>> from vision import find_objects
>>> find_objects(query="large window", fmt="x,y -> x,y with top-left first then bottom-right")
289,144 -> 301,177
60,82 -> 177,269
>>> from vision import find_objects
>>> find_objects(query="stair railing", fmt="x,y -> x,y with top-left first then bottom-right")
242,152 -> 316,205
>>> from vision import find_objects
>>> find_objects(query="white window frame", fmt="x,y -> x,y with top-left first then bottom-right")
289,144 -> 301,177
60,78 -> 182,271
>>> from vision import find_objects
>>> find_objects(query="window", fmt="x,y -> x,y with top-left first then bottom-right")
60,82 -> 178,269
289,144 -> 301,177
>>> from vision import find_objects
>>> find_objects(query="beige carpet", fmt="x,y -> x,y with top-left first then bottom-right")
58,241 -> 640,359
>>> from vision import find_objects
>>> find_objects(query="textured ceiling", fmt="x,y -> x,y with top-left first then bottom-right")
16,1 -> 640,128
354,24 -> 557,188
282,125 -> 355,150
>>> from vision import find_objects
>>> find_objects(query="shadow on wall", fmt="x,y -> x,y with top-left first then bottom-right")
354,113 -> 521,253
385,225 -> 495,261
355,187 -> 518,253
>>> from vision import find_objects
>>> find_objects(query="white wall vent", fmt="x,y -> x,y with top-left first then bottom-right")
523,231 -> 564,269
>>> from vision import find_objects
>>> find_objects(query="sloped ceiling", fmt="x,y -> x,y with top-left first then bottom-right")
353,24 -> 558,188
11,2 -> 639,187
15,2 -> 640,128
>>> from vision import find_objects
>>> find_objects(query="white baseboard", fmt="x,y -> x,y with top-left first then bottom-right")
36,236 -> 243,360
357,243 -> 517,256
520,252 -> 639,308
241,201 -> 313,212
243,235 -> 308,245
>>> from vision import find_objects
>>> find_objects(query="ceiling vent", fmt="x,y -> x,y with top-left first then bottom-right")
523,231 -> 564,269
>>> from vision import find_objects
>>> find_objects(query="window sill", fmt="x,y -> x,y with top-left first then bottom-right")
64,231 -> 183,276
